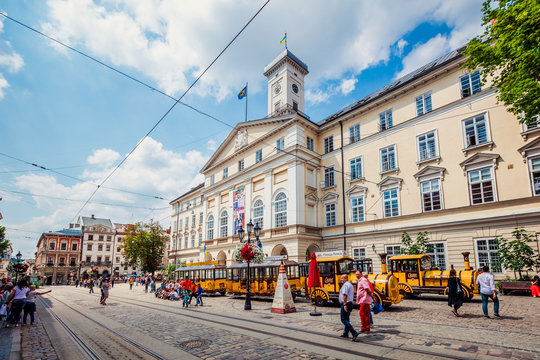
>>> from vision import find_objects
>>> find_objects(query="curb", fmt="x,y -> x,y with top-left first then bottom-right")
8,325 -> 21,360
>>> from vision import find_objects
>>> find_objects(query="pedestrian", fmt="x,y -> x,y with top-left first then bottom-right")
75,279 -> 79,288
189,282 -> 197,304
23,285 -> 52,325
88,280 -> 94,294
150,279 -> 156,293
0,282 -> 13,321
531,275 -> 540,297
101,278 -> 110,305
145,278 -> 149,293
447,265 -> 464,317
111,278 -> 115,288
5,279 -> 30,327
129,277 -> 134,290
476,265 -> 500,318
355,270 -> 373,334
338,274 -> 359,341
182,286 -> 190,308
195,284 -> 204,306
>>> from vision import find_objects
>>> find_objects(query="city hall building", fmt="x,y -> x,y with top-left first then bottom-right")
168,47 -> 540,277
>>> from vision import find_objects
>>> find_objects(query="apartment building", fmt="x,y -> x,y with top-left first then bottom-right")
77,215 -> 115,278
35,229 -> 82,284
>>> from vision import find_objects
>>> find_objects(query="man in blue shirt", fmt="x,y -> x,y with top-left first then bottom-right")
476,265 -> 500,318
338,274 -> 359,341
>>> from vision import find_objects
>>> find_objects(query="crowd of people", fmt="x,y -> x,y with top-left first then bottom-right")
0,279 -> 52,327
152,277 -> 204,307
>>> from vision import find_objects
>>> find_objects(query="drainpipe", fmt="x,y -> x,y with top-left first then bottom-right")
339,121 -> 347,252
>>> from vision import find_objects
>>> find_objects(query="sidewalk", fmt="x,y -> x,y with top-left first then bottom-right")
0,318 -> 21,360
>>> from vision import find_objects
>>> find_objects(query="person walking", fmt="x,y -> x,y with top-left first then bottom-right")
476,265 -> 499,318
129,277 -> 134,290
355,271 -> 373,334
338,274 -> 359,341
5,279 -> 30,327
23,285 -> 51,325
182,287 -> 190,308
195,284 -> 204,306
531,275 -> 540,297
100,279 -> 110,305
88,279 -> 94,294
447,266 -> 464,317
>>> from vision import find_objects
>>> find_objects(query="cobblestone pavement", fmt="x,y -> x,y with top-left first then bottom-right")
24,284 -> 540,359
20,311 -> 59,360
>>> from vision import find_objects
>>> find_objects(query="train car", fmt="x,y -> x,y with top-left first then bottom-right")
226,259 -> 301,298
175,261 -> 227,295
300,252 -> 403,308
386,252 -> 479,300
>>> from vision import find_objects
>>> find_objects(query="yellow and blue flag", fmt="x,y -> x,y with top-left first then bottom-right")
238,86 -> 247,99
204,243 -> 207,255
280,33 -> 287,45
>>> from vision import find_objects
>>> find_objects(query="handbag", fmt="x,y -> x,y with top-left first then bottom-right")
373,302 -> 384,314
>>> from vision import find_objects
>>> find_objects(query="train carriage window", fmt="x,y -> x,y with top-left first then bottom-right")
421,257 -> 432,271
217,268 -> 226,279
318,262 -> 334,275
287,265 -> 299,279
337,259 -> 353,274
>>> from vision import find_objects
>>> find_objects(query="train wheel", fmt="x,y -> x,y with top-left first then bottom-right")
397,282 -> 414,298
310,288 -> 329,306
218,289 -> 226,296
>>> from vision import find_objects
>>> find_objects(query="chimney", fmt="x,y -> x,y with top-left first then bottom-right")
69,223 -> 74,229
91,214 -> 95,219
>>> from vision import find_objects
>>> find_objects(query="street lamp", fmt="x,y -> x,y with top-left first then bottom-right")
14,251 -> 23,282
237,220 -> 261,310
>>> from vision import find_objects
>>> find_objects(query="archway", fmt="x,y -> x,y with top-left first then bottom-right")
217,251 -> 227,265
305,243 -> 321,261
271,244 -> 288,257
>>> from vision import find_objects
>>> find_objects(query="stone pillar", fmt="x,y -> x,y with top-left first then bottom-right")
264,171 -> 272,231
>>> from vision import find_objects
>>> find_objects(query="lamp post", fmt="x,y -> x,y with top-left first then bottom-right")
237,220 -> 261,311
14,251 -> 23,282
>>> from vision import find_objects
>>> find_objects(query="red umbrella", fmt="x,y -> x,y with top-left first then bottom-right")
307,253 -> 321,289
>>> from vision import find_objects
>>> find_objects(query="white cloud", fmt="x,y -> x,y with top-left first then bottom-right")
339,78 -> 358,95
0,50 -> 24,73
396,34 -> 450,78
305,88 -> 330,105
207,139 -> 217,151
395,39 -> 408,57
87,148 -> 121,167
0,73 -> 8,99
0,18 -> 24,99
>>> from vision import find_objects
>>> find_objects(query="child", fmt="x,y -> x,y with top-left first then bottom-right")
23,285 -> 52,325
195,284 -> 204,306
182,287 -> 190,308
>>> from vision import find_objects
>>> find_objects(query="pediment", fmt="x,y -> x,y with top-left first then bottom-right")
377,176 -> 402,191
346,185 -> 368,198
518,136 -> 540,161
305,192 -> 319,206
414,166 -> 446,182
459,152 -> 500,171
321,192 -> 339,204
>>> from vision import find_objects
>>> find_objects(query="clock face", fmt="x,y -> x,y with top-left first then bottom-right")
274,84 -> 281,94
292,83 -> 299,94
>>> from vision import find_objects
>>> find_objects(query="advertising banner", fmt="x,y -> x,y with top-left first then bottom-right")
233,185 -> 245,235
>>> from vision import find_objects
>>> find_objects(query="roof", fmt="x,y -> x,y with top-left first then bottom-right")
388,254 -> 431,261
314,256 -> 354,263
318,47 -> 464,126
263,49 -> 309,75
51,229 -> 82,236
175,264 -> 226,271
228,260 -> 298,268
169,183 -> 204,204
80,216 -> 114,228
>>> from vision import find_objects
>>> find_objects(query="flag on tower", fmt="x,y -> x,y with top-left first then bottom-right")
238,85 -> 247,99
280,33 -> 287,45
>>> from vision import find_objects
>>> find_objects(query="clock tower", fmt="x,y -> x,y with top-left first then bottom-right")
263,49 -> 309,117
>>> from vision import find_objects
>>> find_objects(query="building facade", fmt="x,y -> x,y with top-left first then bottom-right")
35,229 -> 82,284
78,215 -> 116,279
112,223 -> 138,276
0,245 -> 13,279
172,47 -> 540,278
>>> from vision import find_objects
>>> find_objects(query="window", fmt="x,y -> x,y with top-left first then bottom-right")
325,203 -> 336,227
88,235 -> 93,241
105,256 -> 110,263
324,136 -> 334,154
97,256 -> 102,263
117,237 -> 122,242
468,167 -> 495,204
193,198 -> 197,207
379,109 -> 393,131
72,243 -> 77,251
417,131 -> 437,161
380,145 -> 396,172
199,233 -> 202,245
351,197 -> 364,223
293,101 -> 298,111
523,115 -> 539,132
529,157 -> 540,196
253,199 -> 264,228
86,256 -> 91,263
207,216 -> 214,240
415,92 -> 432,116
220,211 -> 228,238
191,235 -> 195,248
60,243 -> 67,250
185,217 -> 188,228
87,244 -> 92,251
426,242 -> 446,270
70,258 -> 76,266
105,245 -> 110,252
349,124 -> 360,143
107,236 -> 112,241
59,257 -> 65,264
324,166 -> 335,188
192,214 -> 196,227
238,159 -> 244,172
49,242 -> 55,250
99,236 -> 104,241
223,168 -> 228,179
476,239 -> 502,273
463,114 -> 489,148
350,157 -> 363,180
385,245 -> 401,257
274,193 -> 287,228
117,247 -> 121,252
178,220 -> 183,231
98,244 -> 103,251
460,71 -> 481,98
352,248 -> 366,260
184,237 -> 188,249
116,257 -> 120,262
255,149 -> 263,163
383,189 -> 399,217
210,175 -> 215,185
421,179 -> 442,211
276,137 -> 285,152
306,136 -> 314,151
199,212 -> 203,225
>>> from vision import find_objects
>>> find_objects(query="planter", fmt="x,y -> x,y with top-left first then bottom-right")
499,281 -> 532,295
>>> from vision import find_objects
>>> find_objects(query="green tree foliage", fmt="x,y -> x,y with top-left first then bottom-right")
121,221 -> 168,275
463,0 -> 540,122
0,226 -> 10,256
496,228 -> 540,279
401,231 -> 430,255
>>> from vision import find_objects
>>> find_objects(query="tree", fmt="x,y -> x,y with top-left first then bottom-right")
463,0 -> 540,123
0,226 -> 10,257
496,228 -> 540,279
121,221 -> 168,275
401,231 -> 430,255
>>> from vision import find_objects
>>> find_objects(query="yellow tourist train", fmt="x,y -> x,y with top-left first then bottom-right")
385,252 -> 480,300
299,251 -> 403,308
175,261 -> 227,295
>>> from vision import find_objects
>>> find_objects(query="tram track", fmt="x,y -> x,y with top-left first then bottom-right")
100,292 -> 469,360
38,295 -> 168,360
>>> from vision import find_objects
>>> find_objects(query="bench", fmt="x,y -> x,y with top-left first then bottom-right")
499,281 -> 532,295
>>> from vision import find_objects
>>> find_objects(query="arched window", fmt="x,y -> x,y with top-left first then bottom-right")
220,211 -> 228,238
252,199 -> 264,228
207,215 -> 214,240
274,193 -> 287,228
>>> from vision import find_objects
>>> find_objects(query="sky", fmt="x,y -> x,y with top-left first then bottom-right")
0,0 -> 485,258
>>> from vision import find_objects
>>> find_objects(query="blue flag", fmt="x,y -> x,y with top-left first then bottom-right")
257,238 -> 262,249
238,86 -> 247,99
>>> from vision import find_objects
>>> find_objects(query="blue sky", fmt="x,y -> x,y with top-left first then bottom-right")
0,0 -> 484,258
